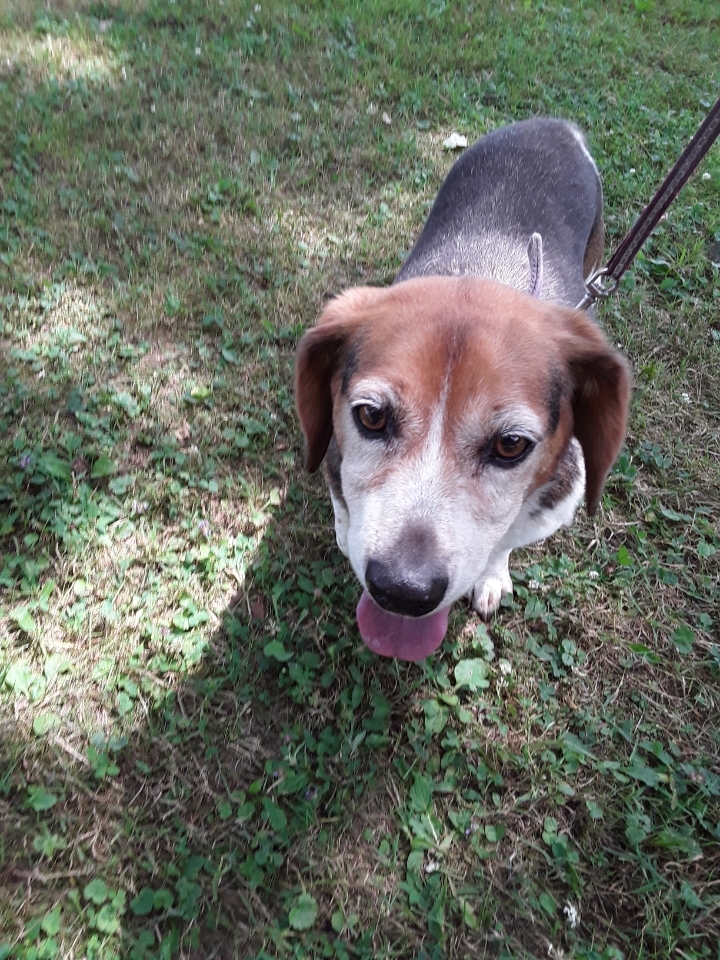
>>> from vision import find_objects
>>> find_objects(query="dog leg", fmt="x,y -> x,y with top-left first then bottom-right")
472,549 -> 513,619
470,439 -> 586,618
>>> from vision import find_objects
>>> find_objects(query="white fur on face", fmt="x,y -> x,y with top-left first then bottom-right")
335,378 -> 571,608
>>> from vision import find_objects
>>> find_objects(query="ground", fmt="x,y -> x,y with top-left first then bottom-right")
0,1 -> 719,958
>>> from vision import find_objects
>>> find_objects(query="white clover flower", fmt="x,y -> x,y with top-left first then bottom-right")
563,901 -> 580,929
443,132 -> 468,150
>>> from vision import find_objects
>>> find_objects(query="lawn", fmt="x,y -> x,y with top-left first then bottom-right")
0,0 -> 719,957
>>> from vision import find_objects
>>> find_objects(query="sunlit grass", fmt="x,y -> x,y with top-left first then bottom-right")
0,26 -> 116,87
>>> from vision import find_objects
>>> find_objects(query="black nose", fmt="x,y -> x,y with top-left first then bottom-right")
365,557 -> 448,618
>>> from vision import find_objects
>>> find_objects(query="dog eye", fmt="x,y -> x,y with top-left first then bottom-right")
354,404 -> 388,433
492,434 -> 532,463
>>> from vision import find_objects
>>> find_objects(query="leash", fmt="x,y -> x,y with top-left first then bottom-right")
577,94 -> 720,311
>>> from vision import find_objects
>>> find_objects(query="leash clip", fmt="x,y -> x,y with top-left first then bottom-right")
576,267 -> 619,311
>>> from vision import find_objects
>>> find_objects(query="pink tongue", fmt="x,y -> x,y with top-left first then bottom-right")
356,590 -> 450,662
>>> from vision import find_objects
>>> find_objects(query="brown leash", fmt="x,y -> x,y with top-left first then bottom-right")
577,94 -> 720,311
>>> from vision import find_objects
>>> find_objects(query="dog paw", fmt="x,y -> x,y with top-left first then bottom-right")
472,569 -> 512,620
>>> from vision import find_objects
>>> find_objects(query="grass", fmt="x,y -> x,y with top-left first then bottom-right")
0,0 -> 719,957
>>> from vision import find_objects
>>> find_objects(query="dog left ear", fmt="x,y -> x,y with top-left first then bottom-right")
295,287 -> 380,472
561,311 -> 631,515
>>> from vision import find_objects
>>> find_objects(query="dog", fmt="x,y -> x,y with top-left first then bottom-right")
295,118 -> 630,662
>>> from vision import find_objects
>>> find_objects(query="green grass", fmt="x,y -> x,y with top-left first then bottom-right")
0,0 -> 719,957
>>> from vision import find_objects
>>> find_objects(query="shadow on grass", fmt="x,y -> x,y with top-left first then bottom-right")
0,486 -> 481,959
5,494 -> 720,959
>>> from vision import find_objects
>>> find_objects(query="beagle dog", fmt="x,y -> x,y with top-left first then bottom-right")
295,118 -> 630,661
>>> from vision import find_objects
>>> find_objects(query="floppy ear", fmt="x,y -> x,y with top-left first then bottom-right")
561,311 -> 631,515
295,287 -> 381,472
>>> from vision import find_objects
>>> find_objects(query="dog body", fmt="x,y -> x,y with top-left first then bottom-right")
296,119 -> 630,661
394,118 -> 604,305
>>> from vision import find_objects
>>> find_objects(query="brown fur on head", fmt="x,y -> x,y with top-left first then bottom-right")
295,278 -> 630,515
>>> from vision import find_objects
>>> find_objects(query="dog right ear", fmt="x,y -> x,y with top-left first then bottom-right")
557,308 -> 631,516
295,288 -> 380,472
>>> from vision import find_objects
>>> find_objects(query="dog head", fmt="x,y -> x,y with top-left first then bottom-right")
296,277 -> 630,656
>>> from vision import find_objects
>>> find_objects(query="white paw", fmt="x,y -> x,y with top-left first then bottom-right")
472,568 -> 512,620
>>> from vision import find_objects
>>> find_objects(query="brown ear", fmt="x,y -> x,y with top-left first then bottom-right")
294,287 -> 381,472
561,311 -> 631,515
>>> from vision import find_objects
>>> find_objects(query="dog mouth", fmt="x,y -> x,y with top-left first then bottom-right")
356,590 -> 450,661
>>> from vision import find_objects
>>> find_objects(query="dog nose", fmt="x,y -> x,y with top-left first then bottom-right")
365,558 -> 448,618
